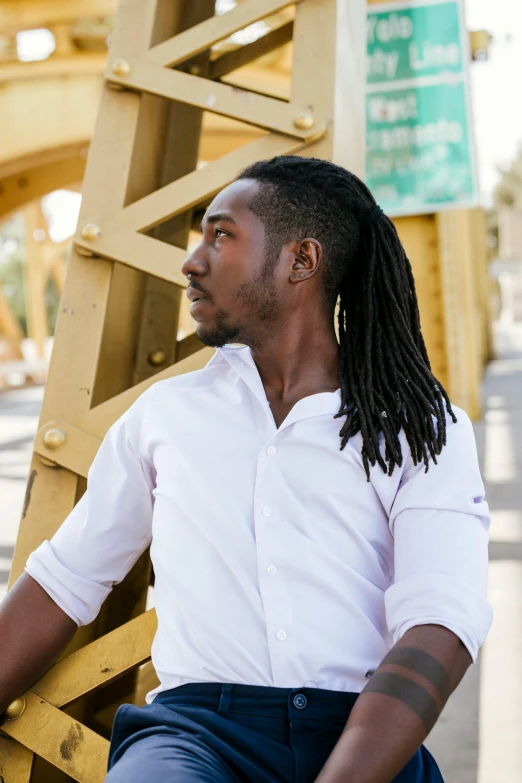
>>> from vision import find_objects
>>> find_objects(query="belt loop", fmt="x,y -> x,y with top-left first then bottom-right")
217,684 -> 233,715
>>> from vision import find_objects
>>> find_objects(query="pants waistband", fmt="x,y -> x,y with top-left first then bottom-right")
153,682 -> 359,720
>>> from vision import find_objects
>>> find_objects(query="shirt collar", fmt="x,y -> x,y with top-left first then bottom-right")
208,344 -> 342,431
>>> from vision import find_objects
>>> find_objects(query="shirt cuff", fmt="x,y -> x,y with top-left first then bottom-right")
25,540 -> 112,627
384,572 -> 493,663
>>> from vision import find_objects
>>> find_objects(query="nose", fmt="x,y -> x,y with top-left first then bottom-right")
181,242 -> 208,280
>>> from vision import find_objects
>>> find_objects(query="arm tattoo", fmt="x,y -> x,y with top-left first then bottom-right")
363,672 -> 440,733
380,646 -> 452,700
362,647 -> 454,732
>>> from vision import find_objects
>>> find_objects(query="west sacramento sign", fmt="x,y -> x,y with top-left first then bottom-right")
366,0 -> 478,216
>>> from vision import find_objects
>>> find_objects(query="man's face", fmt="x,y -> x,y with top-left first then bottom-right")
181,179 -> 279,348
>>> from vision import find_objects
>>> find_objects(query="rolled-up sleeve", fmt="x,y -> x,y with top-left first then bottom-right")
384,406 -> 493,662
24,388 -> 155,627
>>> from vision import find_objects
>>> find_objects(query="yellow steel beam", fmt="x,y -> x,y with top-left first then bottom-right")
0,150 -> 86,221
34,347 -> 214,475
0,74 -> 101,176
0,741 -> 34,783
0,53 -> 107,84
35,420 -> 100,478
145,0 -> 300,67
1,691 -> 109,783
34,610 -> 158,708
6,0 -> 182,778
176,331 -> 205,362
24,202 -> 49,359
106,62 -> 325,141
210,21 -> 294,80
115,133 -> 303,233
74,220 -> 188,286
0,0 -> 116,35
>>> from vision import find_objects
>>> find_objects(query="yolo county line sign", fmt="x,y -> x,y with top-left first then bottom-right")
366,0 -> 478,216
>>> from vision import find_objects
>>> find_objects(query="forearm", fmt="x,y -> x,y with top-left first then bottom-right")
315,624 -> 472,783
0,572 -> 78,717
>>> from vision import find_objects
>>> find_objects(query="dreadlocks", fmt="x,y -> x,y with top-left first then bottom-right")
237,155 -> 456,481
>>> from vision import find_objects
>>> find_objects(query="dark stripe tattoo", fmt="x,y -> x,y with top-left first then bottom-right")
380,646 -> 452,700
363,672 -> 440,732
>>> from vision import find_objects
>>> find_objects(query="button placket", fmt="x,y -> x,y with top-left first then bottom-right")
253,441 -> 297,684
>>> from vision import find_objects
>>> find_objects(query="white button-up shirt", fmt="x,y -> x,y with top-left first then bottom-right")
25,344 -> 492,704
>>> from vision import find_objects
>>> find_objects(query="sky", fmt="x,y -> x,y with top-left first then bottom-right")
465,0 -> 522,202
40,0 -> 522,241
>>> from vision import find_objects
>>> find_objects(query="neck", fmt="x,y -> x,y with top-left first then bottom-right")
248,317 -> 340,403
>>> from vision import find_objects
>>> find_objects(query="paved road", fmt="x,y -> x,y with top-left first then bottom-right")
0,384 -> 43,603
1,321 -> 522,782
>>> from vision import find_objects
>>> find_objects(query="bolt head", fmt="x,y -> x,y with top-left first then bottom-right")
148,350 -> 167,367
43,428 -> 66,450
111,59 -> 131,77
76,246 -> 95,257
293,112 -> 315,131
81,223 -> 101,242
4,697 -> 26,721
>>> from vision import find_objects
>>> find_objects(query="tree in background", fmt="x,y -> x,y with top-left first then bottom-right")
489,143 -> 522,257
0,213 -> 27,336
0,208 -> 65,347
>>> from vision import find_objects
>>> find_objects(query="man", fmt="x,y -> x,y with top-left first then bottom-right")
0,156 -> 492,783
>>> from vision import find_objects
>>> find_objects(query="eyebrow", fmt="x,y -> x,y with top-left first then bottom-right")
199,212 -> 238,232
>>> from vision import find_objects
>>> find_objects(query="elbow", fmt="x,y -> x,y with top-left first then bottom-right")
385,572 -> 493,664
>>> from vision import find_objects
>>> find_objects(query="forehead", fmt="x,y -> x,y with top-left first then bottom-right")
205,178 -> 261,221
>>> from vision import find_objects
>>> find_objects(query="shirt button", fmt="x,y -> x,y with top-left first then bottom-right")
276,629 -> 287,641
293,694 -> 307,709
267,564 -> 277,575
266,446 -> 277,456
262,506 -> 272,517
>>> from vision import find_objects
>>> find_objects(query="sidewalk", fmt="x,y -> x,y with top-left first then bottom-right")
1,322 -> 522,781
477,321 -> 522,783
424,319 -> 522,782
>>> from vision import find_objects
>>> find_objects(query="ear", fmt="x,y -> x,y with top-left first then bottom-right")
288,238 -> 323,284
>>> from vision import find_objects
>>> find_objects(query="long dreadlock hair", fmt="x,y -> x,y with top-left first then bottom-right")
237,155 -> 456,480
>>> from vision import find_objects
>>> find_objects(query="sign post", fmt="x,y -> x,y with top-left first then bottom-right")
366,0 -> 478,216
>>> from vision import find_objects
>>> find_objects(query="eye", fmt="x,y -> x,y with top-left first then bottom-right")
214,227 -> 227,238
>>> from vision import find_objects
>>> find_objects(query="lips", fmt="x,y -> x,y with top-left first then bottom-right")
189,298 -> 210,316
187,286 -> 209,303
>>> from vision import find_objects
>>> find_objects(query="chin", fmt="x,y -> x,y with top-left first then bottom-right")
196,323 -> 239,348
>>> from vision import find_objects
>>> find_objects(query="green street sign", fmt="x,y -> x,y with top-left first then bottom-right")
366,0 -> 478,216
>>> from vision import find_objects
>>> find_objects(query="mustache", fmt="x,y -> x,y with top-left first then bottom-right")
187,282 -> 211,300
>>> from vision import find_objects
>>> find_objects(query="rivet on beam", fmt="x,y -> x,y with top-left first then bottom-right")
4,697 -> 26,721
148,349 -> 167,367
293,112 -> 315,131
111,59 -> 131,77
81,223 -> 102,241
43,428 -> 67,450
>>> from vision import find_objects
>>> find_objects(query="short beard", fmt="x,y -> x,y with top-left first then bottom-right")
196,308 -> 241,348
196,258 -> 278,348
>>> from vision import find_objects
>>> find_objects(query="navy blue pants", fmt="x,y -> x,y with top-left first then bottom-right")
106,683 -> 444,783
